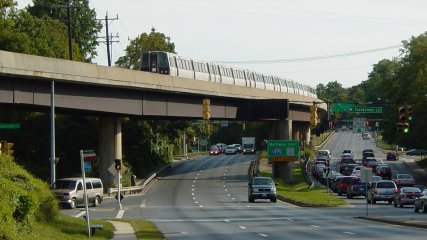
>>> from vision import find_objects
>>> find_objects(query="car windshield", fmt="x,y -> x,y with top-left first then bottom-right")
377,182 -> 395,188
210,146 -> 218,150
53,180 -> 76,190
397,174 -> 413,179
253,178 -> 273,185
402,187 -> 421,193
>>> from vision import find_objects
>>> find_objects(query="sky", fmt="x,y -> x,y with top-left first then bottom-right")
17,0 -> 427,88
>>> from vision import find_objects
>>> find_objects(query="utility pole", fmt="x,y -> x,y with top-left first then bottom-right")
97,12 -> 119,66
67,0 -> 73,60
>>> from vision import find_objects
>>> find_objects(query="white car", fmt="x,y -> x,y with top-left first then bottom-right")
224,145 -> 237,155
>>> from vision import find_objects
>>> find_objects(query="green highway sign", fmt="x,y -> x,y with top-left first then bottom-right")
267,140 -> 299,162
348,107 -> 382,113
331,103 -> 355,112
0,123 -> 21,129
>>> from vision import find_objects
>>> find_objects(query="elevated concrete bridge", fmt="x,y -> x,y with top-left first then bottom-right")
0,50 -> 327,183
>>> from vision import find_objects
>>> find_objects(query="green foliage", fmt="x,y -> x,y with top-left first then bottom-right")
122,119 -> 175,177
115,27 -> 176,69
28,0 -> 102,61
0,155 -> 59,240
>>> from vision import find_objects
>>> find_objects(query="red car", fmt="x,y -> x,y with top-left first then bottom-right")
386,152 -> 397,161
209,146 -> 220,155
337,176 -> 356,196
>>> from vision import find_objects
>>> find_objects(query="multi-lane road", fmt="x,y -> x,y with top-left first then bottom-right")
61,131 -> 427,239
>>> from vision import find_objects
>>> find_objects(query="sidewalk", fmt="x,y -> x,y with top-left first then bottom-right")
109,221 -> 137,240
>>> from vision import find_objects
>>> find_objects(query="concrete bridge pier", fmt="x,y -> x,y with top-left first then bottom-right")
99,117 -> 122,188
269,120 -> 293,180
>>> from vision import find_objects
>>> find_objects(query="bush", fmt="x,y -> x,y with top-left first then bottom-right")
0,155 -> 59,239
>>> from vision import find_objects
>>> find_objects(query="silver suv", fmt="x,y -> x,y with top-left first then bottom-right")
51,178 -> 104,209
367,180 -> 397,204
248,177 -> 277,203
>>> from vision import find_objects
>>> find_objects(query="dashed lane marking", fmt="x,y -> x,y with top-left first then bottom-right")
343,231 -> 356,235
116,209 -> 125,219
259,233 -> 269,237
74,211 -> 86,218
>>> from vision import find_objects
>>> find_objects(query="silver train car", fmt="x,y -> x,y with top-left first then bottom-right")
140,51 -> 317,98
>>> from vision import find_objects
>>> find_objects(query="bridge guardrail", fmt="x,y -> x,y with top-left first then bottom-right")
107,164 -> 172,196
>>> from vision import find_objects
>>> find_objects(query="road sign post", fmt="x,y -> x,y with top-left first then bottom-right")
360,167 -> 372,217
79,150 -> 91,237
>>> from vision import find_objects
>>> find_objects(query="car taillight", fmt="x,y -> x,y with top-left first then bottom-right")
403,194 -> 408,198
374,189 -> 378,194
395,189 -> 399,193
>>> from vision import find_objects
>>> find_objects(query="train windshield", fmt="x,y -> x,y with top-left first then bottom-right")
141,53 -> 149,71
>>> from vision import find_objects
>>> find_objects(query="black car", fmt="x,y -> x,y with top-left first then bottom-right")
376,165 -> 392,179
248,177 -> 277,203
347,178 -> 367,199
406,149 -> 427,156
386,152 -> 397,161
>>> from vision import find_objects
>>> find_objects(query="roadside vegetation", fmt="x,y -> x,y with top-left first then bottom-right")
0,155 -> 164,240
259,156 -> 346,207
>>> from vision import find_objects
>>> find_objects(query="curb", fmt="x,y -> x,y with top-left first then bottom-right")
354,216 -> 427,229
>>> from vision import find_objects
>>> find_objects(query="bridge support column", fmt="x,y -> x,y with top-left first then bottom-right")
99,117 -> 122,187
269,120 -> 293,180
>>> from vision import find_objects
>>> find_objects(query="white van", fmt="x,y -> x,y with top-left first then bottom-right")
51,177 -> 104,209
362,133 -> 370,140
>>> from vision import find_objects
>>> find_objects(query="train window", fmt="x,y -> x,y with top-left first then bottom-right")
158,52 -> 168,67
169,57 -> 176,68
141,53 -> 149,70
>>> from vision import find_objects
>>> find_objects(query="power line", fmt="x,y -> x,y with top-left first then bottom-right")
216,45 -> 402,64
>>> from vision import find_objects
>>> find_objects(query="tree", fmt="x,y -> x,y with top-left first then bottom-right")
27,0 -> 102,61
115,27 -> 175,69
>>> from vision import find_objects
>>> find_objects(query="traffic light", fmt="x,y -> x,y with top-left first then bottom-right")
406,105 -> 413,121
114,159 -> 122,171
397,105 -> 411,134
398,105 -> 407,122
202,98 -> 210,120
403,122 -> 409,133
310,102 -> 318,127
397,122 -> 403,133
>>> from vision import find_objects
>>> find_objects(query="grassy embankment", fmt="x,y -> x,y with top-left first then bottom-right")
0,155 -> 164,240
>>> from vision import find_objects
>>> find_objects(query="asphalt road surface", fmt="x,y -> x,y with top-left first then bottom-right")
60,131 -> 427,239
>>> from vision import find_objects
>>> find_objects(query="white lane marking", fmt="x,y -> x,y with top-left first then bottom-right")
195,177 -> 198,179
224,219 -> 231,223
232,197 -> 236,200
74,211 -> 86,218
223,185 -> 226,188
192,188 -> 194,191
193,180 -> 196,183
199,205 -> 204,208
192,184 -> 194,187
197,173 -> 199,176
227,194 -> 231,196
223,173 -> 226,176
310,225 -> 320,228
151,217 -> 295,222
285,218 -> 294,221
225,189 -> 228,192
195,201 -> 199,204
192,197 -> 196,200
140,199 -> 146,208
259,233 -> 269,237
239,226 -> 247,229
192,193 -> 195,196
116,209 -> 125,219
343,232 -> 356,235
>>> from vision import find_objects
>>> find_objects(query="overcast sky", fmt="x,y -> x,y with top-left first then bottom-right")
18,0 -> 427,88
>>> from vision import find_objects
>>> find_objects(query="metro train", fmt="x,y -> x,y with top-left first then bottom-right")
140,51 -> 317,98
